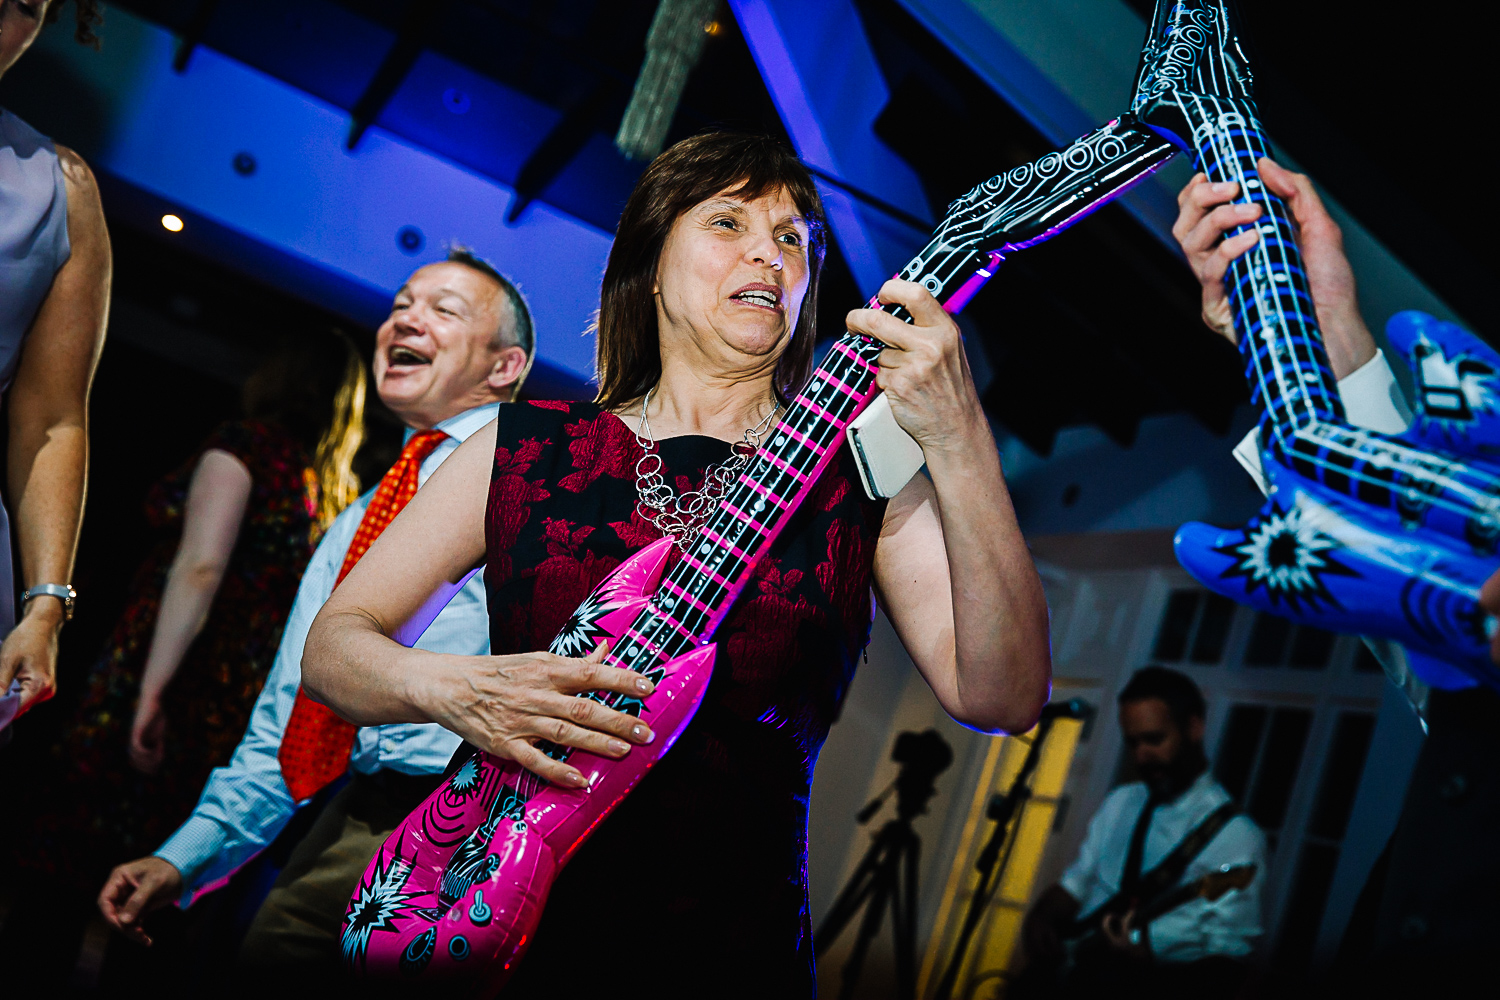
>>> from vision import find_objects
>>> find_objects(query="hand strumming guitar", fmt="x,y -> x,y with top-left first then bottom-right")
1100,908 -> 1152,962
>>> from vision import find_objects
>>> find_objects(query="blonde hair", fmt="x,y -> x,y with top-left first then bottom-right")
243,330 -> 369,542
310,348 -> 367,536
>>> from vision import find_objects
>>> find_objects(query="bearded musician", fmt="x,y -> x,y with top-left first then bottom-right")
1020,668 -> 1266,999
299,131 -> 1052,995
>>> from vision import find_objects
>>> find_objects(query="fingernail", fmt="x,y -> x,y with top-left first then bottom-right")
1213,181 -> 1235,192
607,739 -> 630,755
633,725 -> 655,744
569,771 -> 589,786
635,677 -> 655,694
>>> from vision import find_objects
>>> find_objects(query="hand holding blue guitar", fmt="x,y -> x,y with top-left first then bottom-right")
1136,0 -> 1500,687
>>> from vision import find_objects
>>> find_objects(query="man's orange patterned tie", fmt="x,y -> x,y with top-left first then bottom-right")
277,429 -> 449,801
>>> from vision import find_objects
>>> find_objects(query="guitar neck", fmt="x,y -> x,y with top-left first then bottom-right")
1196,109 -> 1345,439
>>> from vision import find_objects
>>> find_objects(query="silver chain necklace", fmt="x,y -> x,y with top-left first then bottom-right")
632,385 -> 781,551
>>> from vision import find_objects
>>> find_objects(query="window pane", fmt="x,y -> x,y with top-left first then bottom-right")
1277,842 -> 1340,969
1190,595 -> 1236,664
1288,626 -> 1337,670
1353,644 -> 1382,673
1214,705 -> 1269,804
1248,708 -> 1313,831
1154,590 -> 1201,661
1245,613 -> 1292,666
1308,713 -> 1376,840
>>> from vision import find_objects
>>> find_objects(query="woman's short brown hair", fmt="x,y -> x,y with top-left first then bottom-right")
594,132 -> 827,411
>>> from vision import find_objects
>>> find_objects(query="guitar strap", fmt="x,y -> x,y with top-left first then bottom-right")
1099,800 -> 1238,916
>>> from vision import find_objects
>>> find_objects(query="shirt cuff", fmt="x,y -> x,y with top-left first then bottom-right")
1233,350 -> 1412,495
154,815 -> 229,907
1340,349 -> 1413,433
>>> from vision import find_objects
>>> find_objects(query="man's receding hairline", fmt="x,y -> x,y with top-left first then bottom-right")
400,265 -> 508,316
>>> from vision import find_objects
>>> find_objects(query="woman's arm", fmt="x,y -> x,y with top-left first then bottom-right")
301,421 -> 655,786
847,280 -> 1051,733
128,449 -> 253,774
0,145 -> 110,712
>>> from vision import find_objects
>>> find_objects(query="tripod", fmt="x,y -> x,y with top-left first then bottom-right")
815,729 -> 952,1000
933,699 -> 1090,1000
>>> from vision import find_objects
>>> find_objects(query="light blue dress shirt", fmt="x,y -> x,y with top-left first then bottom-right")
155,403 -> 498,902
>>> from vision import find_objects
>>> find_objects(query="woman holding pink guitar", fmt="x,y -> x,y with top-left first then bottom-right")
301,132 -> 1051,994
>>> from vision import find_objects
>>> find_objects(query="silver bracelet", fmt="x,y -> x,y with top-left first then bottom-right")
21,583 -> 76,622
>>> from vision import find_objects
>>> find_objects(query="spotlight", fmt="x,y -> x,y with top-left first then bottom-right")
397,225 -> 424,254
161,214 -> 184,232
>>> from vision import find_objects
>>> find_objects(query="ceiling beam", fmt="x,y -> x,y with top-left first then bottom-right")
507,78 -> 619,225
347,0 -> 451,150
22,6 -> 612,384
729,0 -> 932,296
171,0 -> 220,74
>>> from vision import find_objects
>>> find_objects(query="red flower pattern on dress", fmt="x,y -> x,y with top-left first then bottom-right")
723,562 -> 826,718
528,518 -> 620,651
529,399 -> 573,412
487,436 -> 551,583
609,506 -> 663,548
809,471 -> 850,513
558,415 -> 640,494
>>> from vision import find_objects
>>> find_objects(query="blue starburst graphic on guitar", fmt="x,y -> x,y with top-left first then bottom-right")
448,756 -> 481,797
1213,502 -> 1355,612
342,844 -> 421,971
548,588 -> 622,658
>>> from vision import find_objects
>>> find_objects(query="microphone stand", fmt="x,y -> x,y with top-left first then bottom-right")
932,700 -> 1090,1000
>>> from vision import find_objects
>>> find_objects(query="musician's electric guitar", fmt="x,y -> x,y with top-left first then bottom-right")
1062,863 -> 1257,967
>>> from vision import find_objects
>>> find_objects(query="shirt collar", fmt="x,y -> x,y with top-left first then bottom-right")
403,402 -> 501,445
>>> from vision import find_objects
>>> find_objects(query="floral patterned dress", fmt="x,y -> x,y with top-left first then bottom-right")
482,401 -> 889,997
31,420 -> 317,888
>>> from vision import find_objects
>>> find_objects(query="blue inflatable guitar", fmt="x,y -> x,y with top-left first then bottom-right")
1133,0 -> 1500,688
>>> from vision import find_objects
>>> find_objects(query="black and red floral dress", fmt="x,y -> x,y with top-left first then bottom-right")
485,400 -> 888,996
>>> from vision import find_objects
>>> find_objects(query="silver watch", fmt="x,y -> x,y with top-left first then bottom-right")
21,583 -> 76,622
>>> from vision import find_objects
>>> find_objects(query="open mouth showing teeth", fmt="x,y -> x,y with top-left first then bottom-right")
733,290 -> 780,309
388,345 -> 431,367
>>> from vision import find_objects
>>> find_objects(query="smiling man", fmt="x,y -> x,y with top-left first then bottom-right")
95,249 -> 533,979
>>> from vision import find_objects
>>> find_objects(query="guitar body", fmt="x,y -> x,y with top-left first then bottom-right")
341,537 -> 715,994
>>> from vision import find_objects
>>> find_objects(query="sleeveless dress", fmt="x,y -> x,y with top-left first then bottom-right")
0,107 -> 71,636
484,400 -> 889,996
26,421 -> 319,890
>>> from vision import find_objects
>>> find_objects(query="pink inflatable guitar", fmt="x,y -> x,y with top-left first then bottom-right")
344,116 -> 1178,993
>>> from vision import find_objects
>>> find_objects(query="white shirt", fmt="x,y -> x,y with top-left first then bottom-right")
154,403 -> 498,902
1060,772 -> 1267,962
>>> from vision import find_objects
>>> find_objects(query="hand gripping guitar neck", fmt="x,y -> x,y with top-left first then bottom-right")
1134,0 -> 1500,687
342,123 -> 1176,996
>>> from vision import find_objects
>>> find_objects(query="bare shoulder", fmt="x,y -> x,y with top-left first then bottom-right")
53,143 -> 100,194
53,144 -> 109,258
